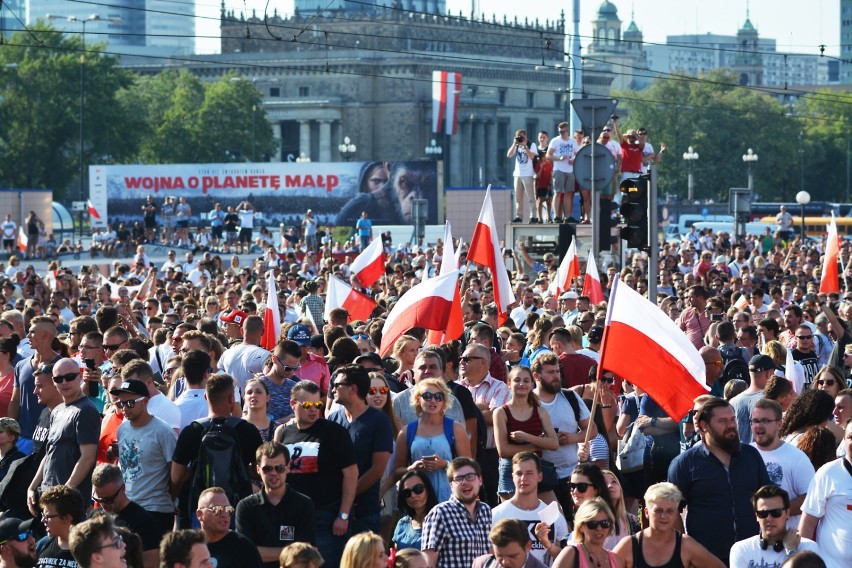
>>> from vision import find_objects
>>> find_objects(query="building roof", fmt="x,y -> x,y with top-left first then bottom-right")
597,1 -> 620,20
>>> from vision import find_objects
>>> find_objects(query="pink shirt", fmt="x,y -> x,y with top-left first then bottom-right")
299,352 -> 330,395
677,307 -> 709,350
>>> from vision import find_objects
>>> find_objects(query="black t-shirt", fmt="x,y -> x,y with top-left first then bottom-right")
115,501 -> 163,551
116,228 -> 130,242
36,536 -> 77,568
224,214 -> 240,232
448,381 -> 478,421
327,407 -> 393,516
792,349 -> 820,389
207,531 -> 263,568
276,419 -> 357,512
235,489 -> 315,568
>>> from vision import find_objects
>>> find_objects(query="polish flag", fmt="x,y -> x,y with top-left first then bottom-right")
432,71 -> 462,135
426,222 -> 464,346
599,277 -> 708,420
784,345 -> 806,394
819,214 -> 840,294
324,276 -> 377,323
380,270 -> 459,357
261,271 -> 281,350
467,186 -> 513,324
582,254 -> 605,305
733,293 -> 749,311
350,237 -> 386,289
17,228 -> 27,253
555,237 -> 580,297
87,200 -> 102,220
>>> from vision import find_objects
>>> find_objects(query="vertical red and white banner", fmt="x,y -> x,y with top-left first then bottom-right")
553,236 -> 580,297
582,254 -> 605,306
432,70 -> 462,135
17,227 -> 27,253
261,271 -> 281,350
819,214 -> 840,294
427,221 -> 464,346
468,186 -> 514,325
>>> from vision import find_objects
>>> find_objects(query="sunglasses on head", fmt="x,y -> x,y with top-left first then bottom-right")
260,464 -> 287,474
369,387 -> 389,395
421,392 -> 445,402
52,373 -> 79,384
584,520 -> 613,530
401,483 -> 426,499
297,401 -> 325,410
755,508 -> 784,519
568,482 -> 591,493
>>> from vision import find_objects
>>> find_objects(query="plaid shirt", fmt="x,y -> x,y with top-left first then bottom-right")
459,374 -> 510,449
422,496 -> 491,568
300,293 -> 325,324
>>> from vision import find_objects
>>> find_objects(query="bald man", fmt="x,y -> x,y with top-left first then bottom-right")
699,346 -> 725,399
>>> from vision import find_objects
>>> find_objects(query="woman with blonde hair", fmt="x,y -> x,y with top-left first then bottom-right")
392,335 -> 420,388
553,498 -> 623,568
393,378 -> 469,502
601,470 -> 640,542
340,531 -> 387,568
279,542 -> 324,568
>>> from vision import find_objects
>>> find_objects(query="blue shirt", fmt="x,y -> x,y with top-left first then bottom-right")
262,376 -> 296,422
668,442 -> 770,564
208,209 -> 225,227
356,217 -> 372,237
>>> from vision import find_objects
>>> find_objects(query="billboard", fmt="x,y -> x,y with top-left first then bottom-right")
88,161 -> 439,229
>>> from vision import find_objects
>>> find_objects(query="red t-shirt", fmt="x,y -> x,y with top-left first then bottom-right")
559,353 -> 596,389
621,142 -> 643,173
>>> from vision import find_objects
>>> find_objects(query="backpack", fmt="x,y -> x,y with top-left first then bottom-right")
719,344 -> 749,384
189,417 -> 252,515
562,388 -> 583,425
406,416 -> 457,458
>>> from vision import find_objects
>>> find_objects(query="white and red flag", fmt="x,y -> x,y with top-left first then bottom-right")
432,71 -> 461,135
554,236 -> 580,297
599,277 -> 708,420
468,186 -> 513,325
380,270 -> 459,358
87,200 -> 102,221
426,222 -> 464,346
261,271 -> 281,351
324,275 -> 377,323
350,236 -> 386,289
16,228 -> 27,253
819,214 -> 840,294
582,254 -> 605,305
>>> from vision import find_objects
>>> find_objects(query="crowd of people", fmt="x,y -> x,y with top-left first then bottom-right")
0,194 -> 849,568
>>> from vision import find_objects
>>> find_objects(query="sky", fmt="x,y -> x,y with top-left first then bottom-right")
198,0 -> 841,58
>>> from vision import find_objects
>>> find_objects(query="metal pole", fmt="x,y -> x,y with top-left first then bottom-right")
591,107 -> 598,264
846,136 -> 850,204
79,20 -> 86,240
687,163 -> 694,202
570,0 -> 582,132
800,204 -> 805,241
748,163 -> 753,191
252,104 -> 257,162
649,165 -> 658,301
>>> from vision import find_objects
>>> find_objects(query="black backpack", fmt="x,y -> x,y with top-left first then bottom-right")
720,344 -> 749,384
189,417 -> 252,514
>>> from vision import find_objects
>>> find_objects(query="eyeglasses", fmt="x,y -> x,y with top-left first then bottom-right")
331,381 -> 351,389
201,505 -> 235,516
401,483 -> 426,499
795,335 -> 813,340
42,513 -> 62,520
369,387 -> 389,395
750,418 -> 779,426
352,334 -> 370,340
92,483 -> 124,505
568,482 -> 591,493
584,520 -> 613,530
459,355 -> 484,363
52,373 -> 79,384
421,392 -> 445,402
96,534 -> 124,550
816,379 -> 836,387
451,472 -> 478,484
707,360 -> 723,367
755,508 -> 785,519
103,343 -> 123,352
296,400 -> 325,410
579,319 -> 594,324
602,128 -> 612,132
0,531 -> 31,545
114,397 -> 146,410
260,464 -> 287,474
163,367 -> 178,377
600,376 -> 615,384
558,129 -> 568,134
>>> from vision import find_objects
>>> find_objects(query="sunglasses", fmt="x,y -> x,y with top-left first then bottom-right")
600,376 -> 615,384
459,355 -> 484,363
568,482 -> 591,493
755,508 -> 784,519
92,483 -> 124,505
0,531 -> 31,545
114,397 -> 146,410
816,379 -> 836,387
260,464 -> 287,474
53,373 -> 79,384
796,335 -> 813,340
331,381 -> 351,389
103,343 -> 123,352
297,401 -> 325,410
352,334 -> 370,340
421,392 -> 445,402
401,483 -> 426,499
584,520 -> 613,530
369,387 -> 389,395
201,505 -> 235,516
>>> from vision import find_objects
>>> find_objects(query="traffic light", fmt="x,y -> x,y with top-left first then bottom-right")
597,196 -> 618,248
619,174 -> 650,250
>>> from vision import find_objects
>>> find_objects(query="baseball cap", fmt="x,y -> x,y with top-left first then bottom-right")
0,518 -> 33,543
287,324 -> 312,346
220,310 -> 248,326
560,291 -> 579,300
714,255 -> 727,264
109,379 -> 149,398
749,354 -> 779,372
0,417 -> 20,436
310,334 -> 327,352
587,326 -> 604,343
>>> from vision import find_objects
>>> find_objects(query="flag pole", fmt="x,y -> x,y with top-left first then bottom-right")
585,276 -> 620,444
584,378 -> 600,445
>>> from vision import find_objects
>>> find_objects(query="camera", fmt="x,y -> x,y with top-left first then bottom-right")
611,114 -> 619,121
515,136 -> 524,143
710,313 -> 723,322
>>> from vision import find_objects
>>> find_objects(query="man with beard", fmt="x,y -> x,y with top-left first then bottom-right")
0,517 -> 37,568
668,397 -> 770,565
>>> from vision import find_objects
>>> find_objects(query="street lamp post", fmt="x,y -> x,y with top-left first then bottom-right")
796,190 -> 810,241
682,146 -> 698,202
338,136 -> 356,161
424,139 -> 443,161
742,148 -> 758,191
295,153 -> 311,163
251,104 -> 257,162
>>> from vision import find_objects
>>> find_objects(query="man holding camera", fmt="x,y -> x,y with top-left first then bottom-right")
507,130 -> 538,224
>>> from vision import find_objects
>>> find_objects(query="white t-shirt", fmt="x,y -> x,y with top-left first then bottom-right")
752,441 -> 815,529
147,393 -> 182,431
2,221 -> 16,239
800,458 -> 852,567
492,500 -> 569,564
512,143 -> 537,177
548,136 -> 577,173
174,389 -> 210,431
237,210 -> 254,229
641,142 -> 655,173
729,535 -> 819,568
217,343 -> 270,394
538,390 -> 591,479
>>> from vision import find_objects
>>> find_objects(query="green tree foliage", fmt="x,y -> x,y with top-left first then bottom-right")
614,70 -> 803,203
794,90 -> 852,203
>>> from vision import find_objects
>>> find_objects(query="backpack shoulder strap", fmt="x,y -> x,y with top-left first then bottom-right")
562,388 -> 581,424
443,416 -> 456,457
406,421 -> 418,456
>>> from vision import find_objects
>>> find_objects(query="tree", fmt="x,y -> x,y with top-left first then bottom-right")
794,90 -> 852,203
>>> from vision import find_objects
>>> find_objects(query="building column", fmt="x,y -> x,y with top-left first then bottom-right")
318,120 -> 332,162
483,121 -> 495,185
461,119 -> 473,185
473,121 -> 486,187
449,128 -> 462,188
271,121 -> 282,162
299,120 -> 311,160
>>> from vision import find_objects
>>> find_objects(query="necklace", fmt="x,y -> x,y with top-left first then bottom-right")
582,544 -> 604,568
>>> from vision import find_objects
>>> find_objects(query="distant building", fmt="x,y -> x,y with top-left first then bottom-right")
0,0 -> 26,37
842,0 -> 852,83
294,0 -> 446,15
582,1 -> 649,93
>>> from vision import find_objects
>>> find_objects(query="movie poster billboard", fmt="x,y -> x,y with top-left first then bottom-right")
88,161 -> 439,229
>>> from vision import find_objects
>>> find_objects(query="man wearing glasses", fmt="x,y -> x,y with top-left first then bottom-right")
235,443 -> 314,568
260,341 -> 302,422
198,488 -> 262,568
69,515 -> 126,568
111,371 -> 177,539
35,486 -> 87,568
422,457 -> 492,568
790,324 -> 820,390
26,358 -> 99,517
0,517 -> 36,568
91,464 -> 161,568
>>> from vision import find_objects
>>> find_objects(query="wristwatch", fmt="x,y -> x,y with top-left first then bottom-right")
338,512 -> 350,521
651,417 -> 658,426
